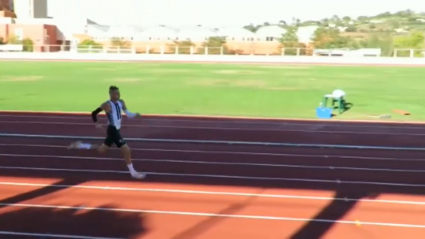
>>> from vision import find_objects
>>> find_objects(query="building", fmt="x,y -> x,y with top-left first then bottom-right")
12,0 -> 48,19
0,0 -> 13,11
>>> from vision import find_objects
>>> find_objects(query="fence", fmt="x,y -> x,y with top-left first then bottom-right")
0,44 -> 424,58
2,52 -> 425,66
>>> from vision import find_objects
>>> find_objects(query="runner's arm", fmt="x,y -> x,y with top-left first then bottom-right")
91,102 -> 110,122
121,100 -> 141,118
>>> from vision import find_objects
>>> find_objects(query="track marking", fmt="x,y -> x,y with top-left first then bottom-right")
1,143 -> 424,162
1,202 -> 425,228
1,181 -> 424,206
1,166 -> 425,188
0,231 -> 122,239
0,120 -> 424,136
2,153 -> 425,173
1,132 -> 424,151
1,111 -> 424,128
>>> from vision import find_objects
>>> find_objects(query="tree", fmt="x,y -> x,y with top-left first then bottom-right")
345,26 -> 357,32
78,39 -> 102,48
295,19 -> 301,26
342,16 -> 351,22
0,37 -> 5,45
408,17 -> 417,22
202,37 -> 228,54
78,39 -> 103,53
110,37 -> 131,48
359,33 -> 394,56
279,20 -> 287,26
389,20 -> 401,29
376,11 -> 392,18
357,16 -> 368,22
311,28 -> 350,49
7,35 -> 21,44
243,24 -> 259,32
280,26 -> 305,55
393,31 -> 424,57
394,31 -> 424,47
331,15 -> 340,22
168,40 -> 194,54
22,38 -> 34,52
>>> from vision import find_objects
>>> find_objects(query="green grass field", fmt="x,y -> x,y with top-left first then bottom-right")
1,61 -> 424,120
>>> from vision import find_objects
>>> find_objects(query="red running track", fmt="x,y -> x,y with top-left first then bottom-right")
1,112 -> 425,238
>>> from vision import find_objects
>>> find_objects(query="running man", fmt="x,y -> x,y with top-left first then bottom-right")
68,85 -> 146,179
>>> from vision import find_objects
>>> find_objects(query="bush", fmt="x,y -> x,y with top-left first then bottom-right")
78,39 -> 103,48
345,26 -> 357,32
22,38 -> 34,52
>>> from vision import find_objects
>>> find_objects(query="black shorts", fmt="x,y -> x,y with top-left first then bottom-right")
104,125 -> 127,148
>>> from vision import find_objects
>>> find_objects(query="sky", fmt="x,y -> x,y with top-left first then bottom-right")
48,0 -> 425,27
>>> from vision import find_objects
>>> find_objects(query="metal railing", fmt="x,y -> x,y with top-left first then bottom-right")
0,44 -> 424,57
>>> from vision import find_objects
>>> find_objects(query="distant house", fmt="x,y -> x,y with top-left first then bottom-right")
296,26 -> 318,44
338,26 -> 347,32
255,25 -> 286,41
135,25 -> 177,41
106,25 -> 138,41
86,21 -> 110,41
177,25 -> 217,42
217,27 -> 256,42
394,28 -> 408,33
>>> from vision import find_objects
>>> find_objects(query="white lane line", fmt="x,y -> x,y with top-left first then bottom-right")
1,166 -> 425,188
1,113 -> 423,130
1,202 -> 424,228
1,153 -> 425,173
1,132 -> 423,151
1,181 -> 424,206
0,120 -> 423,135
0,143 -> 424,162
0,231 -> 122,239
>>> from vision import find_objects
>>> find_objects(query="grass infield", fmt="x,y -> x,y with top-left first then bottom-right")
1,61 -> 423,121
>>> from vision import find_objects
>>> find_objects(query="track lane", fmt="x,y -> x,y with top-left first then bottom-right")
2,114 -> 425,147
2,112 -> 425,238
2,112 -> 425,133
0,182 -> 424,239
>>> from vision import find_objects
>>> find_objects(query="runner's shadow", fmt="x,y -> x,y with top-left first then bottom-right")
0,203 -> 147,238
289,190 -> 369,239
0,178 -> 83,210
170,189 -> 263,239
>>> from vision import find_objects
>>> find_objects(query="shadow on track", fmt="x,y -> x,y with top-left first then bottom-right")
0,203 -> 146,238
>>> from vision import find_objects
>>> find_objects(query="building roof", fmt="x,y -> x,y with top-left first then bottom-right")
106,25 -> 138,37
177,25 -> 217,39
255,25 -> 286,38
216,27 -> 255,37
138,25 -> 177,37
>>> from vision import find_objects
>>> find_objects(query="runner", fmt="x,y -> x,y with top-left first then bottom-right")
68,85 -> 146,179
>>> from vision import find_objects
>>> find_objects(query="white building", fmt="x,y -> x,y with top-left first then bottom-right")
13,0 -> 48,19
135,25 -> 177,41
217,27 -> 256,41
176,25 -> 217,42
255,25 -> 286,41
106,25 -> 138,40
296,26 -> 318,44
